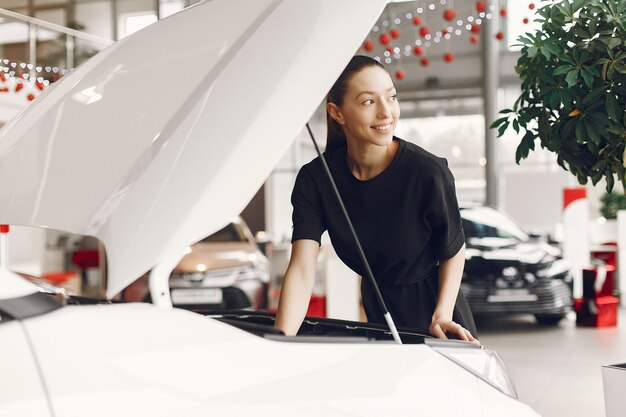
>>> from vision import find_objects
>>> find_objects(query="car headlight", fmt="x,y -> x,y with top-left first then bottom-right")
425,338 -> 518,399
535,258 -> 570,278
235,263 -> 270,283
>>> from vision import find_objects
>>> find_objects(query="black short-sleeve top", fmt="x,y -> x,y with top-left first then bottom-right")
291,137 -> 464,286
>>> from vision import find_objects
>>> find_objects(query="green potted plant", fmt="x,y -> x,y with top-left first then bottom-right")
491,0 -> 626,192
600,191 -> 626,219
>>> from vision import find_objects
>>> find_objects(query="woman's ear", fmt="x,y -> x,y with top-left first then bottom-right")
327,102 -> 345,125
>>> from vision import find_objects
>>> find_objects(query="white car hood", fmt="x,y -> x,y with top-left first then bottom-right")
0,0 -> 386,298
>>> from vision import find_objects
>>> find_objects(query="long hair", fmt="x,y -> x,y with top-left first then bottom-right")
325,55 -> 385,152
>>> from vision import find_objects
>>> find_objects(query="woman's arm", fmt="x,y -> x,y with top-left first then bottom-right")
274,239 -> 320,336
429,244 -> 478,342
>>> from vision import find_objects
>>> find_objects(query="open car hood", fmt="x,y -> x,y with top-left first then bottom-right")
0,0 -> 387,298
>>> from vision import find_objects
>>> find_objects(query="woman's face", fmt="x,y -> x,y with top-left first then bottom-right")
329,65 -> 400,147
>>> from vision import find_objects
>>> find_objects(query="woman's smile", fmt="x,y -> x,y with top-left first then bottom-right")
371,122 -> 394,133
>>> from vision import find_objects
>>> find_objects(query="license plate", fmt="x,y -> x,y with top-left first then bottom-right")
171,288 -> 223,305
487,289 -> 538,303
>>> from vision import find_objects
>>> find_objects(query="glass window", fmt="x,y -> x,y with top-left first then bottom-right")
119,11 -> 157,39
461,207 -> 529,241
0,21 -> 29,44
160,0 -> 185,18
34,8 -> 65,26
395,113 -> 486,203
201,223 -> 247,243
76,1 -> 114,40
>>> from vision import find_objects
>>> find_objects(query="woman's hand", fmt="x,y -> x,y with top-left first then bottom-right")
429,316 -> 479,344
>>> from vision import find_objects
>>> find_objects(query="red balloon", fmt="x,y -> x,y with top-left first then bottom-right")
414,46 -> 424,56
495,31 -> 504,40
444,53 -> 454,63
420,57 -> 430,67
529,3 -> 536,10
476,1 -> 487,13
470,24 -> 481,34
27,93 -> 35,101
386,47 -> 394,53
412,16 -> 422,26
35,81 -> 44,90
15,83 -> 24,92
0,73 -> 5,82
500,8 -> 507,17
390,28 -> 400,38
363,40 -> 374,52
443,8 -> 456,21
0,87 -> 9,93
523,17 -> 530,24
420,26 -> 430,37
395,70 -> 406,80
379,33 -> 391,45
470,35 -> 479,44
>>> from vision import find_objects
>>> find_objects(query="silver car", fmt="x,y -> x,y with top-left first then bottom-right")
123,217 -> 270,309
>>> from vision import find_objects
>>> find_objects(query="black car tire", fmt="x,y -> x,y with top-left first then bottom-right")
534,314 -> 565,325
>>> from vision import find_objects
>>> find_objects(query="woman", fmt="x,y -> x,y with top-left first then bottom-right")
275,55 -> 477,342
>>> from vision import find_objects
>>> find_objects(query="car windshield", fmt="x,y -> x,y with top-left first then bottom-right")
461,207 -> 529,242
200,223 -> 248,243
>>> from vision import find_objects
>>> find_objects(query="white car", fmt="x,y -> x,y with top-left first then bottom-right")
0,1 -> 539,416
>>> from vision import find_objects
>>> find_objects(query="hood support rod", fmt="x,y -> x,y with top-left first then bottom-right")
305,124 -> 402,344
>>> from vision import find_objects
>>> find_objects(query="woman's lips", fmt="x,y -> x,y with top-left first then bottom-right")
371,122 -> 393,133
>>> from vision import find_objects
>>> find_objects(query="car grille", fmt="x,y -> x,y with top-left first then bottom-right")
171,287 -> 251,310
461,279 -> 573,315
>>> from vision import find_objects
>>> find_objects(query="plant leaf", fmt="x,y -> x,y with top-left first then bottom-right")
575,119 -> 586,142
554,65 -> 573,75
581,68 -> 594,88
549,91 -> 561,108
490,117 -> 508,129
497,121 -> 510,137
606,168 -> 615,192
608,37 -> 622,50
582,86 -> 605,106
591,167 -> 604,185
607,126 -> 625,135
565,69 -> 579,87
513,119 -> 520,134
574,27 -> 591,39
584,119 -> 601,145
606,93 -> 620,121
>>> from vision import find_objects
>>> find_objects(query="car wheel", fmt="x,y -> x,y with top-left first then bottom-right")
534,314 -> 564,325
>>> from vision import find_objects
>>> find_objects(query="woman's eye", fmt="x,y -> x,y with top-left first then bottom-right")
362,99 -> 374,105
389,95 -> 398,101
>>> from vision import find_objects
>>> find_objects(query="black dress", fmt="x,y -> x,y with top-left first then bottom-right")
290,137 -> 477,337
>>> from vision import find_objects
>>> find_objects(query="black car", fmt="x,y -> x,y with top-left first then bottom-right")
459,206 -> 573,325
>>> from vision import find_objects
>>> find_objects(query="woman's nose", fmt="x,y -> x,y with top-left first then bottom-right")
377,102 -> 391,118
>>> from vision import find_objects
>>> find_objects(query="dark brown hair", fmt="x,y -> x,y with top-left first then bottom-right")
325,55 -> 385,152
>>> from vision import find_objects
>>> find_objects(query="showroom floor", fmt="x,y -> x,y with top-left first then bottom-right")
477,308 -> 626,417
